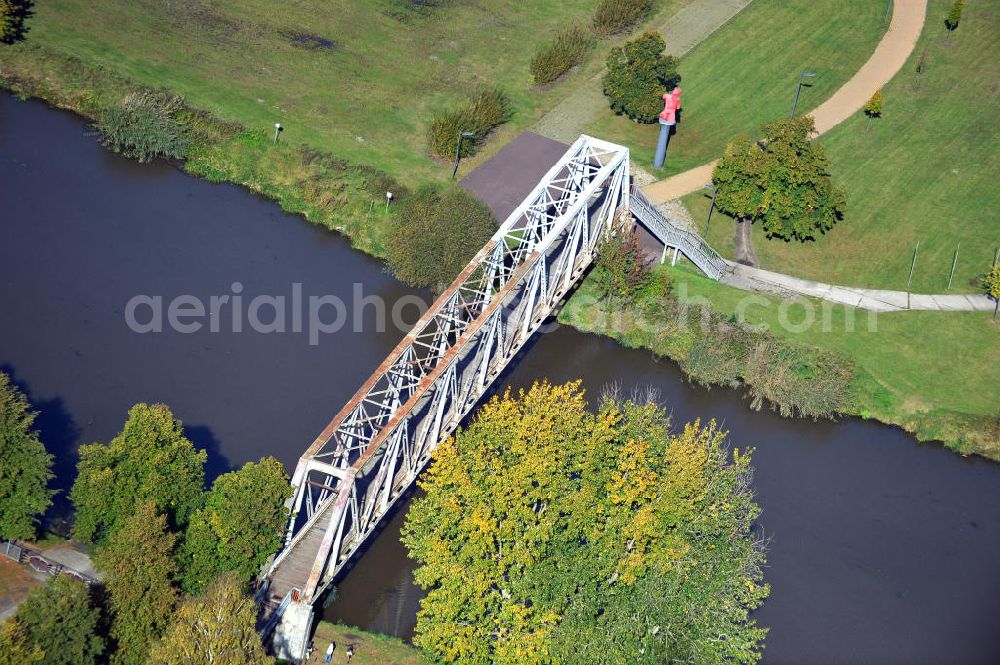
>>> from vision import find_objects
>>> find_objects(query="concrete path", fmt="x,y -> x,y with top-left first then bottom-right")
643,0 -> 928,202
533,0 -> 752,144
722,262 -> 994,312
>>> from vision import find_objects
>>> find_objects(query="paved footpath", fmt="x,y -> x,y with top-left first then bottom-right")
533,0 -> 752,144
643,0 -> 928,202
722,262 -> 993,312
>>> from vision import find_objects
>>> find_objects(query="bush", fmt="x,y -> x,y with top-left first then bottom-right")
428,87 -> 511,159
603,31 -> 680,123
385,185 -> 496,289
100,90 -> 190,163
530,24 -> 592,85
592,0 -> 656,36
0,0 -> 31,44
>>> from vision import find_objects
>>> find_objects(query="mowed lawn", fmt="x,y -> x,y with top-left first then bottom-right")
23,0 -> 599,181
586,0 -> 886,175
666,265 -> 1000,454
688,0 -> 999,293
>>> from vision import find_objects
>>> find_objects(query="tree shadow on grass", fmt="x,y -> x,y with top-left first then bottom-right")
1,1 -> 35,45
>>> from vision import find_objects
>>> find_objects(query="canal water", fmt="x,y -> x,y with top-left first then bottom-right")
2,93 -> 998,664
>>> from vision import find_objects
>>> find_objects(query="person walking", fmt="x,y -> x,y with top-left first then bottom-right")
345,644 -> 355,662
323,642 -> 335,663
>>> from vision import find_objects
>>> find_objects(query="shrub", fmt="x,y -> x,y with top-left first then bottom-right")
530,24 -> 592,85
594,226 -> 652,308
428,87 -> 511,159
592,0 -> 656,36
0,0 -> 30,44
100,90 -> 190,163
385,185 -> 496,289
603,31 -> 680,123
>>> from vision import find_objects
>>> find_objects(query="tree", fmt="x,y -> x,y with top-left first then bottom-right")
603,31 -> 681,123
402,381 -> 768,665
945,0 -> 963,31
593,226 -> 653,309
149,574 -> 273,665
0,0 -> 29,44
71,403 -> 206,546
179,457 -> 290,594
96,502 -> 179,665
0,619 -> 44,665
983,262 -> 1000,319
14,575 -> 105,665
864,89 -> 883,133
712,115 -> 846,264
384,184 -> 497,290
0,372 -> 54,541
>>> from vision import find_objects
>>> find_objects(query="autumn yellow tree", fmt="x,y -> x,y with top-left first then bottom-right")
148,574 -> 272,665
402,381 -> 768,665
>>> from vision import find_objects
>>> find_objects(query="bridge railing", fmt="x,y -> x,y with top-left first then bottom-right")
263,136 -> 632,613
629,185 -> 728,280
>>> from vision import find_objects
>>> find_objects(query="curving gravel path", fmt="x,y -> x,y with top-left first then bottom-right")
643,0 -> 928,203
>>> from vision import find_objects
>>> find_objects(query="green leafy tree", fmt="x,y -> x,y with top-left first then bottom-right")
179,457 -> 290,594
983,262 -> 1000,319
945,0 -> 963,31
96,502 -> 179,665
712,115 -> 846,262
71,403 -> 206,546
148,574 -> 273,665
0,0 -> 29,44
0,619 -> 44,665
0,372 -> 54,541
14,575 -> 105,665
594,226 -> 653,309
402,381 -> 768,665
385,185 -> 497,289
864,89 -> 883,132
603,31 -> 681,123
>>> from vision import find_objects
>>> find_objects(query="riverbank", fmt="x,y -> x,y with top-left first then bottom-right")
0,43 -> 401,257
300,622 -> 420,665
560,264 -> 1000,461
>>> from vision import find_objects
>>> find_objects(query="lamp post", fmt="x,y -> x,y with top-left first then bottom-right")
452,131 -> 475,179
273,122 -> 283,144
703,183 -> 718,238
789,71 -> 816,118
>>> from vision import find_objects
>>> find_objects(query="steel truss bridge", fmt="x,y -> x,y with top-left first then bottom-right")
257,136 -> 725,660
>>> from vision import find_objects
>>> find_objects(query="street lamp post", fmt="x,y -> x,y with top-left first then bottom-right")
452,131 -> 475,180
790,71 -> 816,118
703,183 -> 718,238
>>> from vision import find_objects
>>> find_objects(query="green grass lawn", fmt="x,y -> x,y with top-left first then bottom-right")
563,263 -> 1000,458
687,0 -> 999,294
586,0 -> 886,175
304,622 -> 421,665
19,0 -> 604,182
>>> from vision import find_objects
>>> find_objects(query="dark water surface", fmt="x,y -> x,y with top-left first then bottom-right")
2,94 -> 998,664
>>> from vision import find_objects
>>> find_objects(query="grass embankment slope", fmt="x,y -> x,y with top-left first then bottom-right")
587,0 -> 887,175
301,622 -> 421,665
561,263 -> 1000,460
12,0 -> 597,182
686,0 -> 999,294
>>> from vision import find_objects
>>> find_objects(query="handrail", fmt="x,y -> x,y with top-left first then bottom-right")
629,185 -> 727,280
260,587 -> 299,639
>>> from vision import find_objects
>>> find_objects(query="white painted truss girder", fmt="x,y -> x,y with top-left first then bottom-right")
263,136 -> 630,605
